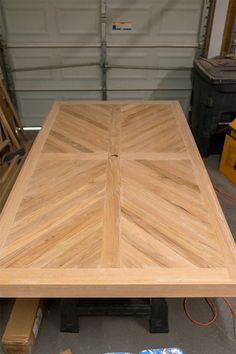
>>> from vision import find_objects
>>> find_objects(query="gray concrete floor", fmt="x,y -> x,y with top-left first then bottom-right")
0,155 -> 235,354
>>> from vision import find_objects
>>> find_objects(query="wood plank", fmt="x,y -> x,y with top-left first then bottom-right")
221,0 -> 236,55
0,139 -> 10,153
120,152 -> 189,160
0,106 -> 20,149
172,102 -> 236,279
0,79 -> 24,135
0,101 -> 235,297
0,103 -> 59,248
0,156 -> 19,184
41,152 -> 108,160
101,106 -> 121,267
0,157 -> 22,212
0,269 -> 235,298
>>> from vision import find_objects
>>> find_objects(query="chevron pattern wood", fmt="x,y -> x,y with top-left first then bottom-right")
0,101 -> 235,297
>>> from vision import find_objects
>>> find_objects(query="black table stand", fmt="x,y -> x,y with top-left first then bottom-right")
60,298 -> 169,334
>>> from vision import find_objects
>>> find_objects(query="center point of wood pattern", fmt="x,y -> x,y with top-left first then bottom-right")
101,106 -> 121,267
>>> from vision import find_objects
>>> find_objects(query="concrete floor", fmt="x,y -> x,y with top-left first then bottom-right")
0,155 -> 235,354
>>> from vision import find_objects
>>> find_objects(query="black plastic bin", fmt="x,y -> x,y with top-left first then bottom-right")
190,58 -> 236,157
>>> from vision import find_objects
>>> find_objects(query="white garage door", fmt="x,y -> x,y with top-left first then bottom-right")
0,0 -> 208,127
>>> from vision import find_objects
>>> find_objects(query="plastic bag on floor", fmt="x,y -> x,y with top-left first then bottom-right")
140,349 -> 184,354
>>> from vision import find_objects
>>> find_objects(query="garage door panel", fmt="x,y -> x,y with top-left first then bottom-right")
107,50 -> 193,89
17,93 -> 56,127
107,49 -> 148,80
17,91 -> 102,127
107,90 -> 191,115
107,48 -> 192,90
1,0 -> 205,126
107,0 -> 202,43
2,1 -> 49,38
108,48 -> 196,66
159,5 -> 201,37
107,71 -> 191,90
157,48 -> 196,66
9,48 -> 101,90
11,55 -> 54,81
2,0 -> 100,43
56,2 -> 99,37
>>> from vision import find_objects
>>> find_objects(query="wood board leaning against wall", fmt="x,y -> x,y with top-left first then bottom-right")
0,80 -> 25,211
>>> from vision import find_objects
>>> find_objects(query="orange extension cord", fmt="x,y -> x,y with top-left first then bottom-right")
183,186 -> 236,326
183,298 -> 236,327
214,186 -> 236,202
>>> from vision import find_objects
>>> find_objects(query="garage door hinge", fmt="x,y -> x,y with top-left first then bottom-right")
101,14 -> 107,23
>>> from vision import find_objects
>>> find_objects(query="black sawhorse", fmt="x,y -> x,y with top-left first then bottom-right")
60,298 -> 168,333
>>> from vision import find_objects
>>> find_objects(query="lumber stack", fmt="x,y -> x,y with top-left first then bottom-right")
0,79 -> 25,211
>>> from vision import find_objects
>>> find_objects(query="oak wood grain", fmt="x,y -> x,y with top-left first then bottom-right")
0,101 -> 235,297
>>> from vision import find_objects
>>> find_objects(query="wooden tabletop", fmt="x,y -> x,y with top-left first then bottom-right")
0,101 -> 235,297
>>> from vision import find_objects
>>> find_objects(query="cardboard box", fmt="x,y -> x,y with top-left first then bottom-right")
60,350 -> 72,354
1,299 -> 43,354
220,118 -> 236,185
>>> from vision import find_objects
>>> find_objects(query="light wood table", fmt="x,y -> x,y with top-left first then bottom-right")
0,101 -> 235,298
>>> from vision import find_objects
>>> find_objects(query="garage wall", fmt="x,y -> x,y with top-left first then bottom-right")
0,0 -> 207,126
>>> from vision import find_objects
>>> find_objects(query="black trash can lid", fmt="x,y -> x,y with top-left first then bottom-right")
194,57 -> 236,84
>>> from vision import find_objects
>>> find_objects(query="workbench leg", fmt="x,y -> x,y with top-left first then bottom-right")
149,298 -> 169,333
60,299 -> 79,333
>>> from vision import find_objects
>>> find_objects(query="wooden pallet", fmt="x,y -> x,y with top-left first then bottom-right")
0,101 -> 235,297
